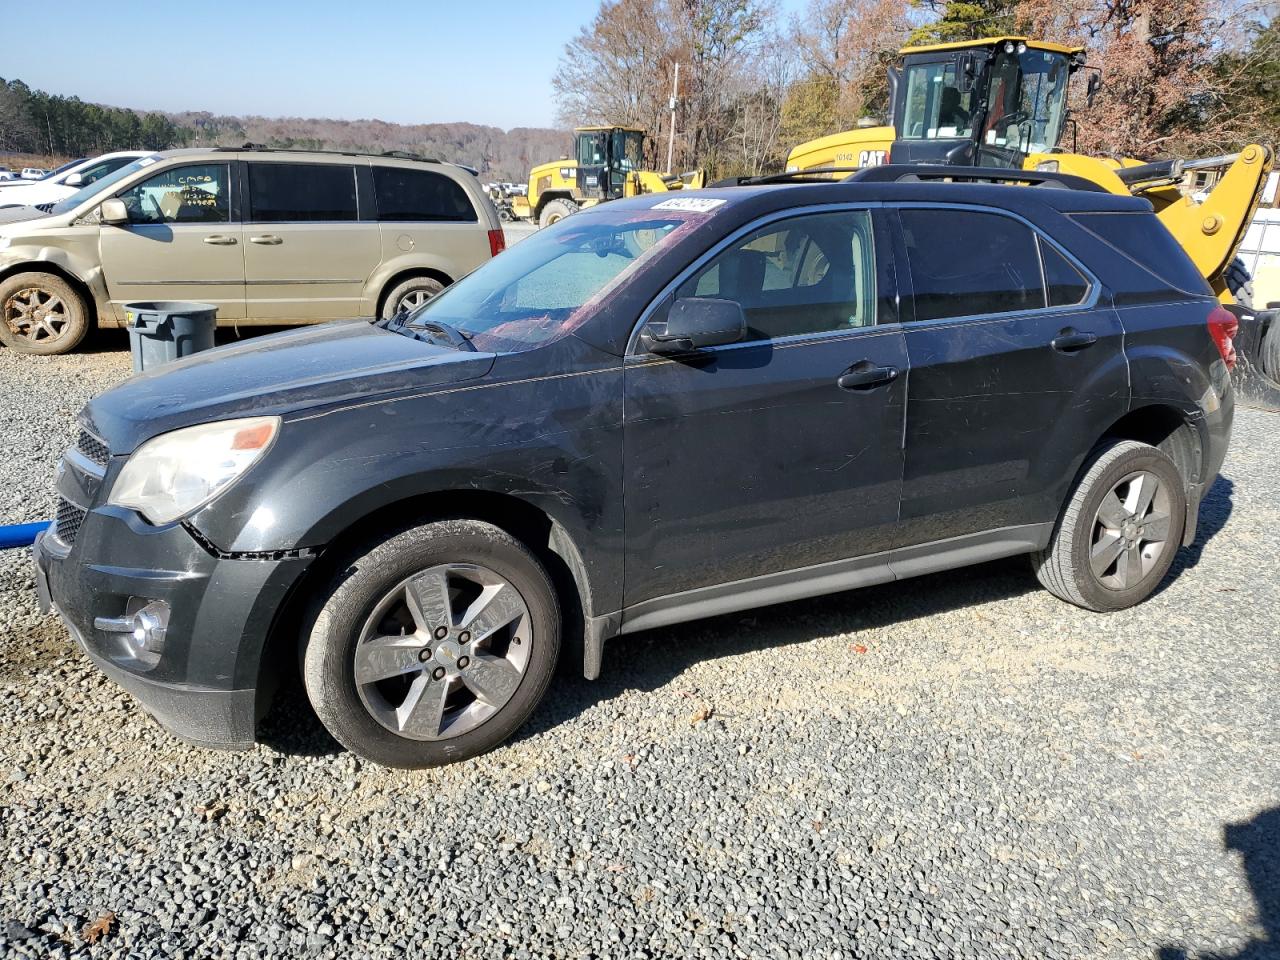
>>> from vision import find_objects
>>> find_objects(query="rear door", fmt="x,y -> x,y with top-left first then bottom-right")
99,160 -> 245,320
892,205 -> 1129,551
622,208 -> 908,619
242,160 -> 381,321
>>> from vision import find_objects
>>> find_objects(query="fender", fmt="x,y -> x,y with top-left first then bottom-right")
0,242 -> 112,323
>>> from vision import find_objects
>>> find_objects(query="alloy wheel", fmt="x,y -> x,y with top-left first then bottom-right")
396,288 -> 436,314
1089,470 -> 1173,591
4,286 -> 70,344
353,563 -> 532,741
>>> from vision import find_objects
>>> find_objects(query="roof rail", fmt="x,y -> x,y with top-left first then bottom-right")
845,164 -> 1108,192
711,166 -> 866,187
211,144 -> 443,164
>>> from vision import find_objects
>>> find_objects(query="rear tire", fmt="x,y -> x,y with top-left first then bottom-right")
1262,315 -> 1280,381
381,275 -> 446,320
1032,440 -> 1187,612
0,271 -> 90,355
539,199 -> 577,229
1225,256 -> 1254,311
303,520 -> 560,768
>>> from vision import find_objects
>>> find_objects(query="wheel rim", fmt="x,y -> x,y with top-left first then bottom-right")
4,286 -> 70,343
353,563 -> 532,741
396,287 -> 437,315
1090,469 -> 1173,591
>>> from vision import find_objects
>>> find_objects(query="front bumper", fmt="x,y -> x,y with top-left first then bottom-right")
34,505 -> 313,750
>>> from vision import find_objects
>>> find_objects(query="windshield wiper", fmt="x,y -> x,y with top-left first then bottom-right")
406,319 -> 477,352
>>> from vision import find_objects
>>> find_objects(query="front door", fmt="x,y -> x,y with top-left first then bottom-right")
99,160 -> 245,320
623,209 -> 907,618
242,161 -> 382,321
892,206 -> 1129,549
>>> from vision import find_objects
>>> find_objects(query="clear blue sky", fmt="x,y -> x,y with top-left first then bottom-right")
3,0 -> 809,130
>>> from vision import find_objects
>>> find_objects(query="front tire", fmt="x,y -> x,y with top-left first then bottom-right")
303,520 -> 560,768
1224,256 -> 1253,311
538,199 -> 577,229
1033,440 -> 1187,612
0,271 -> 90,355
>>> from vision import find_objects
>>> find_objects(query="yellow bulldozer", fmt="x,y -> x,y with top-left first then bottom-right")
511,125 -> 707,228
785,36 -> 1273,316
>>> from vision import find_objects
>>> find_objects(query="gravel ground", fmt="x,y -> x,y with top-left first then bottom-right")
1,344 -> 1277,960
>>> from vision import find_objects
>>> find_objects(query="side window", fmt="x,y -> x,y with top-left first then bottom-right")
373,167 -> 477,222
116,163 -> 230,224
247,163 -> 357,222
677,210 -> 878,343
1040,238 -> 1090,307
900,209 -> 1045,321
78,156 -> 132,186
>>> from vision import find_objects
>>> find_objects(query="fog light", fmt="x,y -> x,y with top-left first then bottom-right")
129,602 -> 169,654
94,598 -> 169,669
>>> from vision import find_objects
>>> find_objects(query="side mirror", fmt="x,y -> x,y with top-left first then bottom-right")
641,297 -> 745,355
100,198 -> 129,225
64,172 -> 84,187
1086,73 -> 1102,108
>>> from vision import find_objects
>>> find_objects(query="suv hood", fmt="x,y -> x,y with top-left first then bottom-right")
83,319 -> 495,455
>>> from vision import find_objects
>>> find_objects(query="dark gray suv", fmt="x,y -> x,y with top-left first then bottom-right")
34,169 -> 1236,768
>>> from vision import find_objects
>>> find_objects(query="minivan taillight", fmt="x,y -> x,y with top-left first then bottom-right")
488,229 -> 506,257
1207,305 -> 1238,370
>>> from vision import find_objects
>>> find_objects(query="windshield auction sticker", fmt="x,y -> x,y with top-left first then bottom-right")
650,197 -> 726,213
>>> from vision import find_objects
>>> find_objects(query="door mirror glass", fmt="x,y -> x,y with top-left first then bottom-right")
64,172 -> 84,187
100,198 -> 129,225
642,297 -> 746,355
1086,72 -> 1103,108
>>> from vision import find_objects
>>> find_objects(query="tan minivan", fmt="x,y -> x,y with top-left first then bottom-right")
0,147 -> 505,354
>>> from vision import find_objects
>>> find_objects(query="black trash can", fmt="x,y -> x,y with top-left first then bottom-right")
124,301 -> 218,373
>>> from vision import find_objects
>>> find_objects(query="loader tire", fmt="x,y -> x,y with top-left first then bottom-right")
539,199 -> 577,229
1263,317 -> 1280,381
1225,257 -> 1254,311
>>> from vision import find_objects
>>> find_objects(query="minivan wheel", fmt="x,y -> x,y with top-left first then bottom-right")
1033,440 -> 1187,612
381,276 -> 446,319
303,520 -> 560,768
0,271 -> 90,355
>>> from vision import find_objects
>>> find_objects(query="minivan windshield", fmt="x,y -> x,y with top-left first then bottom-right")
403,206 -> 705,352
48,155 -> 161,216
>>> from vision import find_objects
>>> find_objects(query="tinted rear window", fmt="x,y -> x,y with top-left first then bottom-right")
373,167 -> 476,222
1070,212 -> 1212,302
248,162 -> 358,222
901,209 -> 1045,321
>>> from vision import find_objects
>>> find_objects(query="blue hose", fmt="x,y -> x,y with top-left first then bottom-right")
0,521 -> 51,549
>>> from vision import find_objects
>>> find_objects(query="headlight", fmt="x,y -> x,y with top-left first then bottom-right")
1035,160 -> 1060,172
109,417 -> 280,525
0,236 -> 10,249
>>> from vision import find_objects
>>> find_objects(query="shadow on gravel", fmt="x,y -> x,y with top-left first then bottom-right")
1152,474 -> 1235,601
1157,805 -> 1278,960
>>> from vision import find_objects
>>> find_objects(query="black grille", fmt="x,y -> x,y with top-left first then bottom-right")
54,498 -> 86,545
76,429 -> 109,467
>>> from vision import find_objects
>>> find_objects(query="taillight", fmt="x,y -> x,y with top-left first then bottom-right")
1206,305 -> 1238,370
488,229 -> 506,257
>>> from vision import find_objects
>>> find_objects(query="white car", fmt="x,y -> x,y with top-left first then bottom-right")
0,168 -> 17,182
20,168 -> 47,180
0,152 -> 150,210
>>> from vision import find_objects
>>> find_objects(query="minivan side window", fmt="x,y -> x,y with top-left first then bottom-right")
676,210 -> 878,343
247,162 -> 358,222
373,167 -> 477,222
900,209 -> 1044,321
116,163 -> 230,224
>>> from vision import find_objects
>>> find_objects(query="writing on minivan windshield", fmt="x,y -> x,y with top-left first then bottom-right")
406,210 -> 703,352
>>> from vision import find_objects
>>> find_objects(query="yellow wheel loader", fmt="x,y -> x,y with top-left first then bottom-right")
512,126 -> 706,228
785,35 -> 1277,400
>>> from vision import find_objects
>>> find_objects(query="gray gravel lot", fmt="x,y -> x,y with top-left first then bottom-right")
1,341 -> 1277,960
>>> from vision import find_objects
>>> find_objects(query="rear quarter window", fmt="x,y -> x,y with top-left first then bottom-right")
1070,212 -> 1213,302
373,167 -> 477,223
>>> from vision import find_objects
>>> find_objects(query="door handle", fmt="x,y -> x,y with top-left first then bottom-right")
249,235 -> 283,245
202,235 -> 237,245
1051,330 -> 1098,353
837,362 -> 899,390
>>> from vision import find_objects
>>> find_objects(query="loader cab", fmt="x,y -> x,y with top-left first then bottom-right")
890,37 -> 1082,169
573,126 -> 646,201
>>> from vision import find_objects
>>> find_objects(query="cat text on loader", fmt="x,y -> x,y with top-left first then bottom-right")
511,126 -> 706,228
785,35 -> 1276,399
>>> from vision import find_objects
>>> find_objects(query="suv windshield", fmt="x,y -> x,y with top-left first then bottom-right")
48,155 -> 161,216
404,207 -> 704,352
